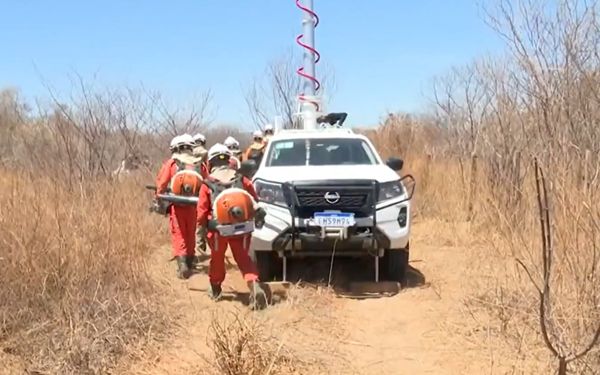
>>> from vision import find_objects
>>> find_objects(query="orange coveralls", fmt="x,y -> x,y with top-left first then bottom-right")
156,159 -> 203,258
196,175 -> 260,285
243,142 -> 266,161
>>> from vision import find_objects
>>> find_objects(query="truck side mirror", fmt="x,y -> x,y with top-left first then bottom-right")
386,157 -> 404,171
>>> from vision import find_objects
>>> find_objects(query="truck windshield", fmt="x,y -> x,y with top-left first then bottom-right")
265,138 -> 378,167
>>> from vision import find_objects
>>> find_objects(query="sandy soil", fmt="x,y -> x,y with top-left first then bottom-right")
125,221 -> 517,375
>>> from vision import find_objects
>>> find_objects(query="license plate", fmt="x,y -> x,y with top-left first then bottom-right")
313,212 -> 355,227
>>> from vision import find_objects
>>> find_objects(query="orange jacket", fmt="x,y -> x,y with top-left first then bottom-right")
200,163 -> 209,178
196,175 -> 258,228
155,159 -> 177,195
243,142 -> 266,161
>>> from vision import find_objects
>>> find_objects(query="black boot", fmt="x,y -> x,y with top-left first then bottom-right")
208,284 -> 222,301
186,255 -> 196,270
176,256 -> 190,279
248,281 -> 268,310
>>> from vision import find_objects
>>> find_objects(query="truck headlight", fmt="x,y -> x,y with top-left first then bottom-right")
378,180 -> 404,202
254,180 -> 286,207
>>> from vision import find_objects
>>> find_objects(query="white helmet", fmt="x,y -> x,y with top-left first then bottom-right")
264,124 -> 274,133
193,133 -> 206,144
223,136 -> 240,149
169,135 -> 182,151
252,130 -> 263,139
178,133 -> 195,148
208,143 -> 232,162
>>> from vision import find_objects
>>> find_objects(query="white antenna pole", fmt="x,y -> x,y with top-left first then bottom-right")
298,0 -> 319,130
302,0 -> 316,98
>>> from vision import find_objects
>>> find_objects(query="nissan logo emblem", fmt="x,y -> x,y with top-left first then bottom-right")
324,191 -> 341,204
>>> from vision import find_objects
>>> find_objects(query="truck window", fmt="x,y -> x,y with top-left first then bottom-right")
265,138 -> 377,167
266,139 -> 307,166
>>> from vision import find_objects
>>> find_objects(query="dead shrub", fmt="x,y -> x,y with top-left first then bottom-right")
365,1 -> 600,372
203,286 -> 348,375
0,169 -> 167,374
205,310 -> 304,375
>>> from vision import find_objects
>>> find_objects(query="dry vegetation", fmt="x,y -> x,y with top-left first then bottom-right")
202,287 -> 346,375
0,84 -> 247,373
0,171 -> 167,373
369,1 -> 600,373
1,0 -> 599,374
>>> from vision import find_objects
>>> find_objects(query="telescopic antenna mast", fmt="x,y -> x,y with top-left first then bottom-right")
295,0 -> 321,130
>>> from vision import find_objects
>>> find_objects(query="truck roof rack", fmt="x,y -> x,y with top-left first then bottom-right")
278,127 -> 354,134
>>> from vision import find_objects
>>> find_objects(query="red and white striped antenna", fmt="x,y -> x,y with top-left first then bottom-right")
295,0 -> 321,129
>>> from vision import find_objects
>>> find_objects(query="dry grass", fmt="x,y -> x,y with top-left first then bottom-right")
200,285 -> 350,375
0,84 -> 267,374
1,1 -> 599,373
369,2 -> 600,372
371,123 -> 599,373
0,169 -> 168,374
205,310 -> 302,375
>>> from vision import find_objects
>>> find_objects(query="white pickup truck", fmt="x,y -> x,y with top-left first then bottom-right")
250,127 -> 415,284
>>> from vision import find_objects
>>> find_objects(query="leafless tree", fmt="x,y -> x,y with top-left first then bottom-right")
5,72 -> 214,184
0,88 -> 30,166
149,88 -> 215,137
244,50 -> 336,129
515,160 -> 600,375
433,61 -> 497,220
428,1 -> 600,371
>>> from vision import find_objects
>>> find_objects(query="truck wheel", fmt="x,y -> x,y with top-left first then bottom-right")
382,247 -> 409,285
251,250 -> 281,281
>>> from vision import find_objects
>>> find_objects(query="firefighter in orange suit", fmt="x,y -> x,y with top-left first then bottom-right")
155,134 -> 203,279
244,130 -> 266,164
196,143 -> 267,309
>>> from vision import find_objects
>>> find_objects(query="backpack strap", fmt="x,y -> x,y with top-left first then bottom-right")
204,173 -> 244,208
174,156 -> 204,174
174,158 -> 185,171
204,179 -> 227,207
192,162 -> 202,174
232,175 -> 244,190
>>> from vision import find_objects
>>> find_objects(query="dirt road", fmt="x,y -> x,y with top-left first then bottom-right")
128,221 -> 508,375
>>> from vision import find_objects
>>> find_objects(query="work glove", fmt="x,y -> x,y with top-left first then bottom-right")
238,160 -> 257,178
150,198 -> 169,216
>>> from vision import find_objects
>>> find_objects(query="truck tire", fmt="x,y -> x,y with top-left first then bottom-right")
382,247 -> 409,285
251,250 -> 281,281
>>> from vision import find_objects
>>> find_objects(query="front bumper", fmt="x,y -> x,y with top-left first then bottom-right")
251,200 -> 411,256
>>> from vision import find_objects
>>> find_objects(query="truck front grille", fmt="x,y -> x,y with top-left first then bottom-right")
296,191 -> 367,208
285,180 -> 378,218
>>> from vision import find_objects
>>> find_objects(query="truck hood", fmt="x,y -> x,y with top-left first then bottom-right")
254,164 -> 400,183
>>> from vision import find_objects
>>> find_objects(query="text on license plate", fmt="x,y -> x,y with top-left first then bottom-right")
313,212 -> 355,227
